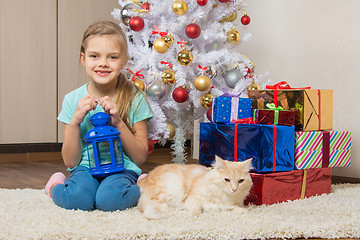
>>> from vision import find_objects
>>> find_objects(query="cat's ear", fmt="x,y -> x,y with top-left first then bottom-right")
213,155 -> 226,169
241,158 -> 253,172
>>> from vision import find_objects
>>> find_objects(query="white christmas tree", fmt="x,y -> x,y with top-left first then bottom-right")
112,0 -> 268,163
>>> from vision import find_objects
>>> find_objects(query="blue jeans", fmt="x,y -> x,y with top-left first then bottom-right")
51,166 -> 140,211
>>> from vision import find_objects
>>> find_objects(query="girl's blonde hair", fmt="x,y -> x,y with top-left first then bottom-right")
80,21 -> 142,134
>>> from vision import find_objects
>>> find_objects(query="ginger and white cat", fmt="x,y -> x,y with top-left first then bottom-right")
137,156 -> 253,219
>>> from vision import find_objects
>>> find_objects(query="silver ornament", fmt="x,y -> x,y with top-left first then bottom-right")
146,82 -> 166,99
224,68 -> 244,88
121,3 -> 140,26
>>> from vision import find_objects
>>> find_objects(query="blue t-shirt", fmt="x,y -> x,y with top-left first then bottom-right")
58,83 -> 153,175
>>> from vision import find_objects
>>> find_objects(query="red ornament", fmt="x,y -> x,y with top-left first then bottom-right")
148,139 -> 155,154
206,108 -> 212,121
241,14 -> 251,25
141,2 -> 150,10
197,0 -> 207,6
129,16 -> 145,31
185,23 -> 201,39
172,86 -> 189,103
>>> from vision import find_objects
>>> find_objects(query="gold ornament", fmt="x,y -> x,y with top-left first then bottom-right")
220,12 -> 238,23
166,123 -> 176,140
154,38 -> 169,53
200,92 -> 214,108
164,34 -> 174,46
172,0 -> 188,15
177,48 -> 193,66
161,68 -> 176,85
133,78 -> 145,91
226,29 -> 240,44
247,80 -> 262,93
194,75 -> 211,91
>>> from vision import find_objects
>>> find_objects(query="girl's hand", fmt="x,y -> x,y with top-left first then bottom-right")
98,96 -> 122,126
71,94 -> 98,126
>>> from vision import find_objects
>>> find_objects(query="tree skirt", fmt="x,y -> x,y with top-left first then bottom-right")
0,184 -> 359,240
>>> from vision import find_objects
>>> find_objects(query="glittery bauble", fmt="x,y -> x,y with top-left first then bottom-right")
161,69 -> 176,85
166,123 -> 176,140
226,29 -> 240,44
241,14 -> 251,25
146,82 -> 166,99
224,68 -> 243,88
121,3 -> 141,26
185,23 -> 201,39
129,17 -> 145,32
220,12 -> 237,22
133,78 -> 145,91
154,38 -> 169,53
194,75 -> 211,91
197,0 -> 207,6
164,34 -> 174,46
177,48 -> 193,66
200,93 -> 214,109
247,80 -> 262,92
141,2 -> 150,10
172,86 -> 189,103
172,0 -> 188,15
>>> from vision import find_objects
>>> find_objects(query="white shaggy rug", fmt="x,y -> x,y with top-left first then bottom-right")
0,184 -> 359,240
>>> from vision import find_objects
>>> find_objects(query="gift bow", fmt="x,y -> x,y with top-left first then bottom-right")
177,39 -> 187,48
266,81 -> 311,90
160,61 -> 173,69
266,103 -> 284,125
152,25 -> 168,37
220,88 -> 242,98
231,117 -> 256,124
126,68 -> 144,82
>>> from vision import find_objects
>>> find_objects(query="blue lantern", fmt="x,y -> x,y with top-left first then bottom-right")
84,112 -> 125,177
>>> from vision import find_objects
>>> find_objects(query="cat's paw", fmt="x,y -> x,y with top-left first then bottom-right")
231,206 -> 248,214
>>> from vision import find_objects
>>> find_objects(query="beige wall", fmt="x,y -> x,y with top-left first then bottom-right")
242,0 -> 360,178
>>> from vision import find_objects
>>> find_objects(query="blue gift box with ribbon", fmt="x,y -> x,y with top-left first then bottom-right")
199,122 -> 295,173
210,90 -> 252,123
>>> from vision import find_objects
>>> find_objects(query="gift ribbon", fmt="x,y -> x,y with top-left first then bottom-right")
322,131 -> 330,168
272,124 -> 277,172
300,169 -> 308,199
126,68 -> 144,82
266,103 -> 284,125
266,81 -> 311,107
318,90 -> 321,130
152,25 -> 168,37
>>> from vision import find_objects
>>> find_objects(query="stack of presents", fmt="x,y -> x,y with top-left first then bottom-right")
199,82 -> 352,205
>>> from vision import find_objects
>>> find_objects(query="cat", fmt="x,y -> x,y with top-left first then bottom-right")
137,156 -> 253,219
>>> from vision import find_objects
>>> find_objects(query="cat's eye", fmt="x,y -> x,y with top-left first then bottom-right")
224,178 -> 230,182
238,179 -> 245,184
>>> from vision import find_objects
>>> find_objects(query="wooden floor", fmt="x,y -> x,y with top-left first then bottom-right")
0,148 -> 359,189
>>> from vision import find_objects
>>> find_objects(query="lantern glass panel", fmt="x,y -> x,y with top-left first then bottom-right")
113,139 -> 123,165
97,141 -> 111,166
87,143 -> 96,168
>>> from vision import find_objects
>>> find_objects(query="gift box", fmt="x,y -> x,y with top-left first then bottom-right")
253,103 -> 295,126
244,168 -> 331,205
247,82 -> 333,131
199,122 -> 295,172
211,96 -> 252,123
295,130 -> 352,169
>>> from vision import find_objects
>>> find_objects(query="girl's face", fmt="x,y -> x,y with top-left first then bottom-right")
80,35 -> 124,88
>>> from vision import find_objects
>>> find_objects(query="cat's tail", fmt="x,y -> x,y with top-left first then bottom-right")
138,193 -> 170,220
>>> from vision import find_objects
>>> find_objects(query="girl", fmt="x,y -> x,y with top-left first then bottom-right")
45,21 -> 152,211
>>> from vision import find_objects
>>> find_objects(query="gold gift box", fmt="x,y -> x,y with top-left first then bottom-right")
248,89 -> 333,131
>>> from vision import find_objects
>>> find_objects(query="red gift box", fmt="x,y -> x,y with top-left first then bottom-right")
255,109 -> 295,126
244,168 -> 331,205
